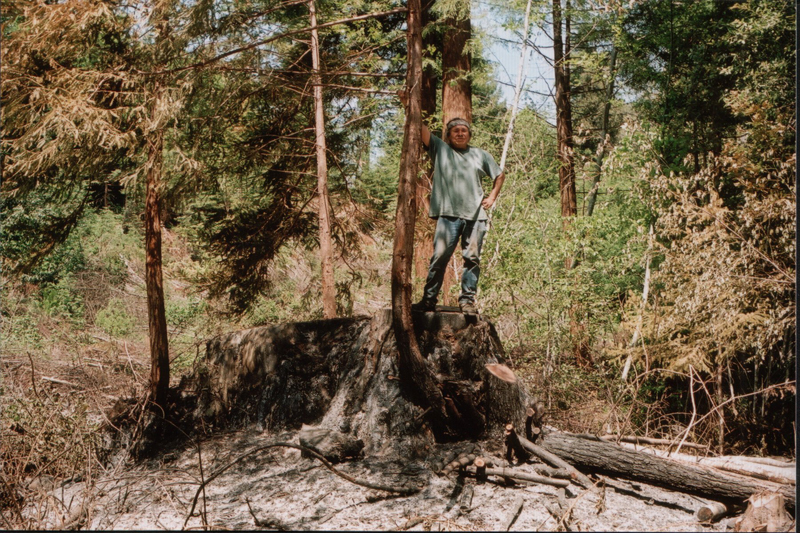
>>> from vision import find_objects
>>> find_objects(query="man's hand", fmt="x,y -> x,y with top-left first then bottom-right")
482,172 -> 505,210
397,88 -> 430,147
397,88 -> 408,108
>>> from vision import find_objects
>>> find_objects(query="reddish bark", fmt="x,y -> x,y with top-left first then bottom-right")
413,2 -> 438,285
391,0 -> 447,420
145,86 -> 170,410
436,0 -> 471,304
553,0 -> 576,222
441,0 -> 472,128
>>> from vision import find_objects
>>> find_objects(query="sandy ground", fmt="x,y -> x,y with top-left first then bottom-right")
20,428 -> 735,531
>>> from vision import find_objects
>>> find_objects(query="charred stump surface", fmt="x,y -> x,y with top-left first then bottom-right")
195,310 -> 528,458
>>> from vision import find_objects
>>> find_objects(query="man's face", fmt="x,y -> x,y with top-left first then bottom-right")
448,125 -> 471,150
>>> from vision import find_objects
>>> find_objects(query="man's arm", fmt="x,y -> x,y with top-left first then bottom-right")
481,172 -> 505,210
398,89 -> 431,148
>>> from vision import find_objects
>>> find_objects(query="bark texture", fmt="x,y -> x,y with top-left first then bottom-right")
391,0 -> 454,430
539,432 -> 796,511
310,0 -> 336,319
198,311 -> 528,455
441,0 -> 472,128
413,0 -> 438,285
145,82 -> 170,410
586,47 -> 617,217
552,0 -> 576,220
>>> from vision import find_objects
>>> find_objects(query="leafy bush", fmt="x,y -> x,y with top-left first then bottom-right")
38,274 -> 85,325
95,297 -> 135,337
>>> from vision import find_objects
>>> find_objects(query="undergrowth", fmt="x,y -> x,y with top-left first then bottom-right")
1,205 -> 793,528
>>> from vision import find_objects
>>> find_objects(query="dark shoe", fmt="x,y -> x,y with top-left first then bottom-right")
459,301 -> 478,314
412,299 -> 437,312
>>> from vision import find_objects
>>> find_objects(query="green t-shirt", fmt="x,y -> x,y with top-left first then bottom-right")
427,134 -> 502,221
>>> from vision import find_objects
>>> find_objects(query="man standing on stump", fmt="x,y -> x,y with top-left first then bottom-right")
399,90 -> 505,315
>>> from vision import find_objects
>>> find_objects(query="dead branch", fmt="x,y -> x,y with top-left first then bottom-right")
59,502 -> 89,531
501,494 -> 523,531
41,376 -> 80,388
544,499 -> 575,532
463,465 -> 570,488
183,442 -> 421,528
245,497 -> 294,531
504,424 -> 530,463
517,434 -> 594,489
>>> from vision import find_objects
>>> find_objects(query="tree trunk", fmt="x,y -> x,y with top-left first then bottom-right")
437,0 -> 471,304
441,0 -> 472,128
553,0 -> 576,222
586,47 -> 617,217
309,0 -> 336,319
413,1 -> 438,284
553,0 -> 587,363
145,80 -> 170,411
538,432 -> 796,511
392,0 -> 447,422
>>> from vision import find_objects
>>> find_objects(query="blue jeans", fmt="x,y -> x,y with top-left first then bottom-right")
422,216 -> 487,305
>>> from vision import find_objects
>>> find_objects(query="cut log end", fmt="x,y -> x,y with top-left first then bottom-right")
696,501 -> 728,523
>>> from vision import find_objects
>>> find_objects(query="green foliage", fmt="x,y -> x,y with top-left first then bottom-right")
166,297 -> 208,330
95,298 -> 135,337
618,0 -> 739,173
1,0 -> 794,458
1,185 -> 90,281
39,275 -> 85,324
481,112 -> 651,360
353,111 -> 403,216
624,0 -> 795,454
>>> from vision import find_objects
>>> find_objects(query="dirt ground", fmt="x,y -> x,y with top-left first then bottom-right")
19,428 -> 735,531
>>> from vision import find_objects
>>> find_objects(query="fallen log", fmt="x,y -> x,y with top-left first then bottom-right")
441,452 -> 477,477
459,484 -> 474,512
613,442 -> 796,485
600,434 -> 709,451
538,432 -> 795,512
725,456 -> 795,469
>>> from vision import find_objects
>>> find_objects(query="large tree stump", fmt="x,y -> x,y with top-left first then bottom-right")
195,310 -> 527,456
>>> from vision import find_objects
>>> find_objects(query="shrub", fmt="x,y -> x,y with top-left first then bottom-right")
94,298 -> 135,337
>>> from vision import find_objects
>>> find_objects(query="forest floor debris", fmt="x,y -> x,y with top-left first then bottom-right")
15,428 -> 734,531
